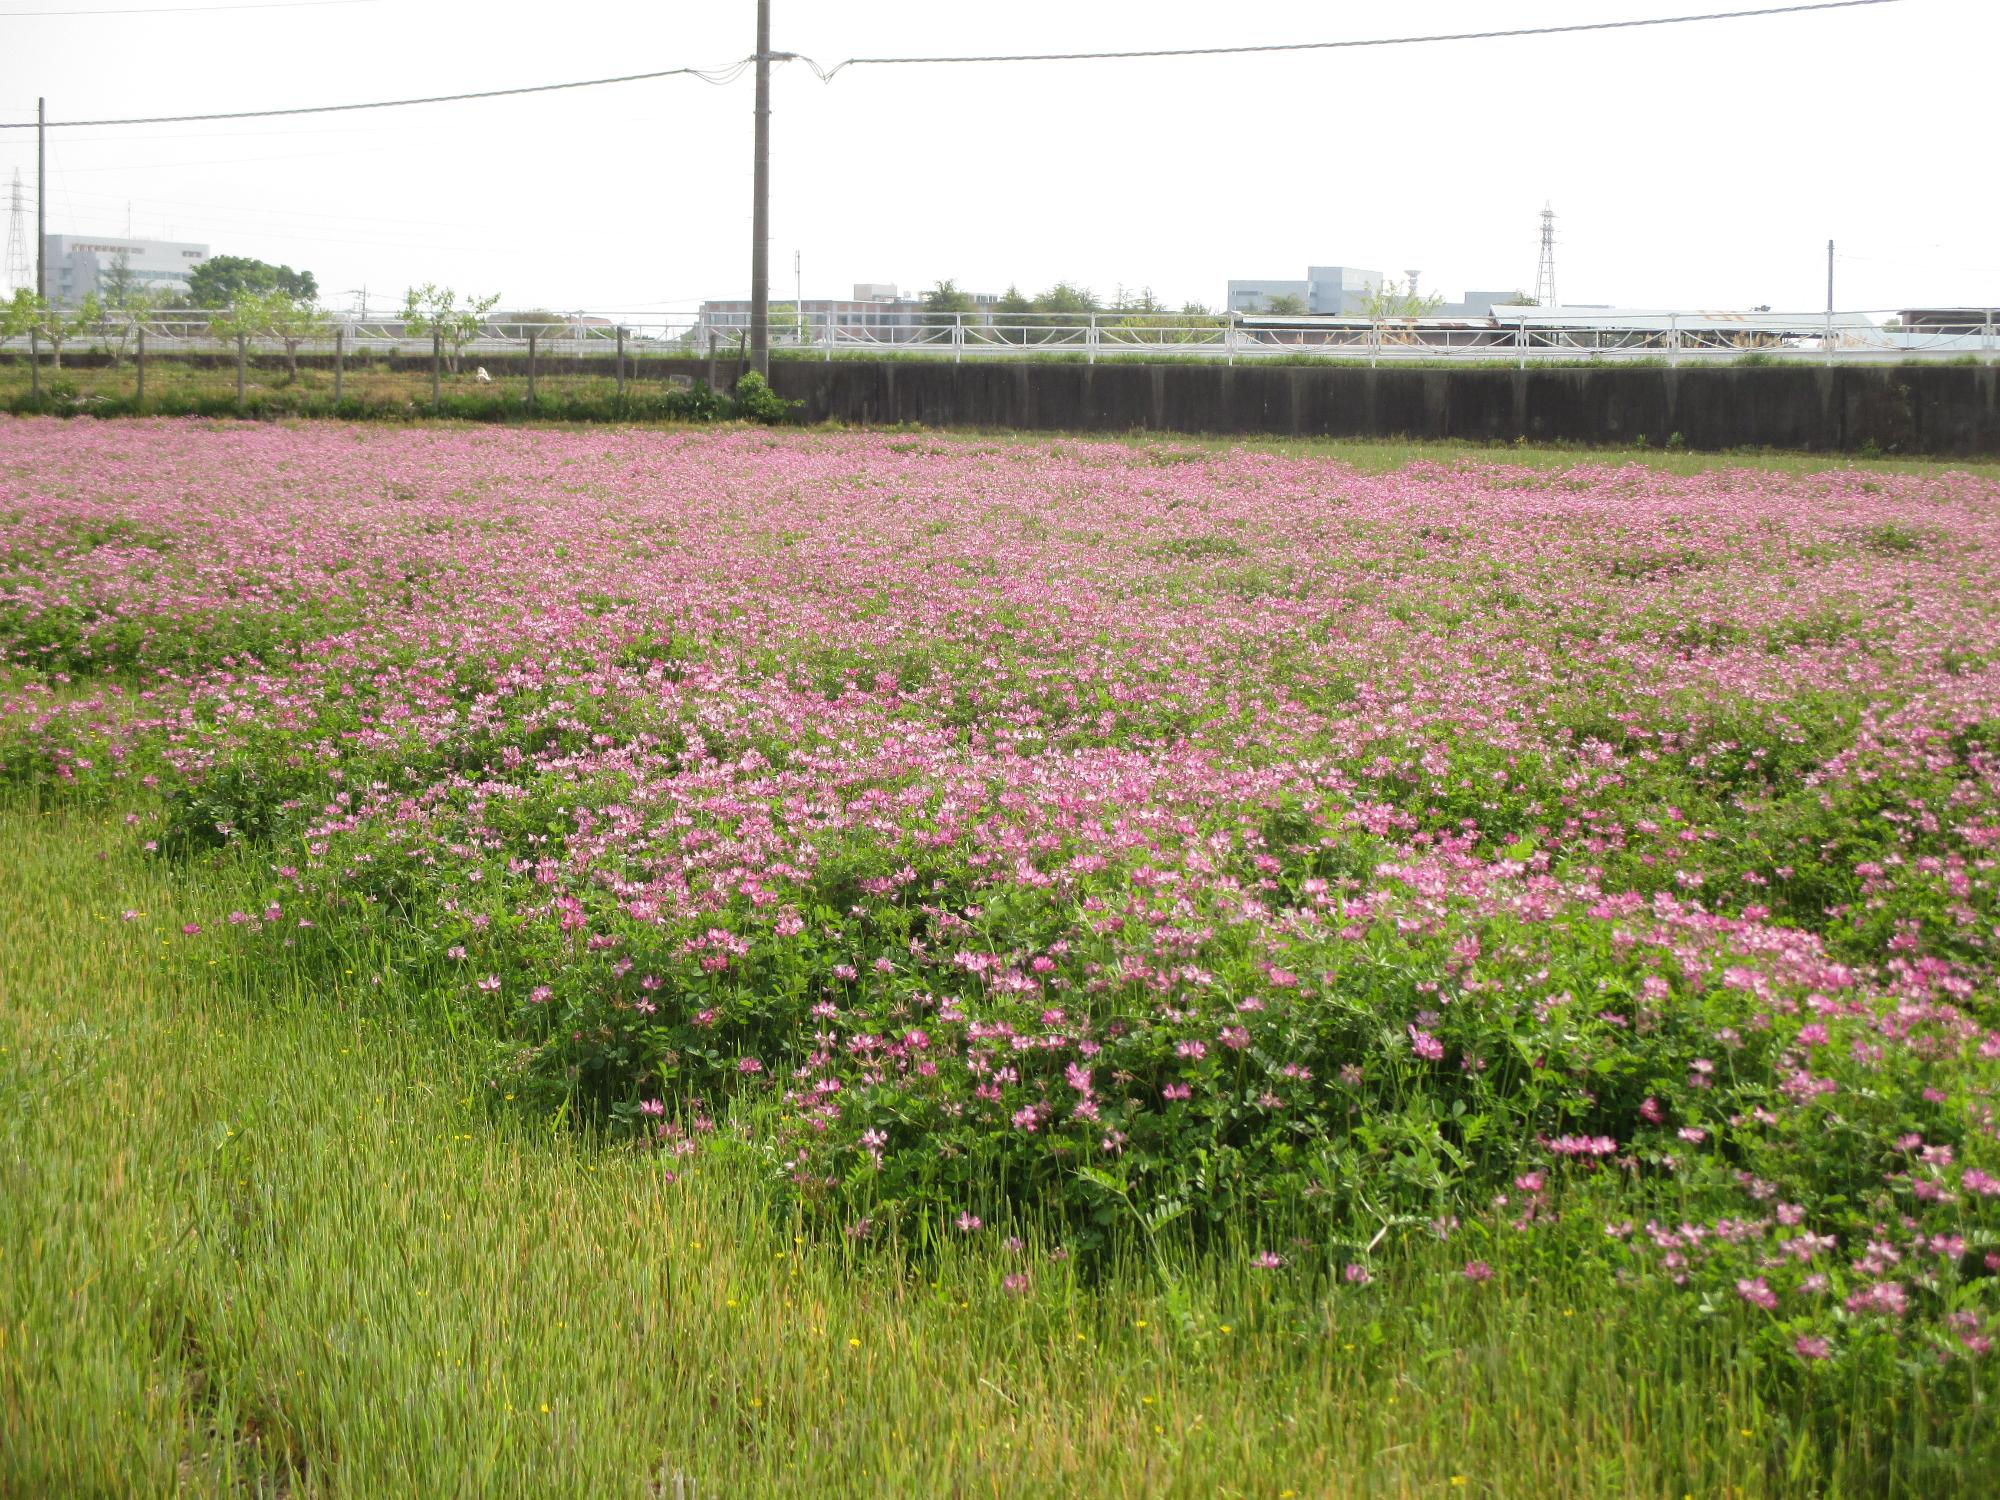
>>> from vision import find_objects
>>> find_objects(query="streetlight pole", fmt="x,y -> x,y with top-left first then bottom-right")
749,0 -> 772,376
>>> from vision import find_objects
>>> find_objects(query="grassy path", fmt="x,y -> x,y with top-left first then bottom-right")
0,808 -> 1972,1497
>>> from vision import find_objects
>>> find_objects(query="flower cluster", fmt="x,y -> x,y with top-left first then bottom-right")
3,419 -> 1998,1368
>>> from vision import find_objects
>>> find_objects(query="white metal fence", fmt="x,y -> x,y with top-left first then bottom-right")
4,306 -> 1996,367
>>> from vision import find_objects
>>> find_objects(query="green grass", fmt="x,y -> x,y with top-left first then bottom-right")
3,803 -> 1987,1498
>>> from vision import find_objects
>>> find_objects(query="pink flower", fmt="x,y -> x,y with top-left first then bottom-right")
1736,1277 -> 1777,1311
1253,1251 -> 1284,1270
477,974 -> 501,992
1462,1260 -> 1494,1283
955,1212 -> 983,1234
737,1057 -> 765,1074
1407,1026 -> 1444,1062
1794,1334 -> 1832,1362
1343,1263 -> 1372,1285
1002,1273 -> 1030,1294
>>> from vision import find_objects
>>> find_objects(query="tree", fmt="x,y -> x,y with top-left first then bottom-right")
401,284 -> 502,375
502,309 -> 568,342
186,255 -> 317,308
1500,291 -> 1538,307
1033,281 -> 1100,315
1265,293 -> 1308,316
3,289 -> 100,370
1359,278 -> 1444,321
259,293 -> 327,381
991,284 -> 1035,345
923,279 -> 975,315
103,250 -> 141,310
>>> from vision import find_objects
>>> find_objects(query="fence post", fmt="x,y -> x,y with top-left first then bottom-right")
824,309 -> 832,362
953,312 -> 963,365
1985,308 -> 1994,356
333,325 -> 344,404
28,328 -> 38,400
1087,313 -> 1097,366
1371,318 -> 1379,370
236,333 -> 247,411
135,325 -> 146,406
1517,318 -> 1526,372
1824,309 -> 1834,368
432,329 -> 442,413
527,331 -> 537,408
1224,314 -> 1234,367
616,324 -> 626,399
707,331 -> 718,388
1668,313 -> 1678,369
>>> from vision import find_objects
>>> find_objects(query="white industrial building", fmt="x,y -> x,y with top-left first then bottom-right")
41,233 -> 209,304
1230,265 -> 1521,318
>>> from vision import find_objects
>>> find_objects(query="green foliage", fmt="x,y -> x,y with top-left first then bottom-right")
401,283 -> 503,374
185,254 -> 317,307
729,369 -> 796,424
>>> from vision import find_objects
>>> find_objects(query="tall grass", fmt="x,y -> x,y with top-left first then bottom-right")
1,804 -> 1986,1498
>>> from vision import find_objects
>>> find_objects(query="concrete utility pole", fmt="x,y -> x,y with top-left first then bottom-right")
36,98 -> 46,301
749,0 -> 772,376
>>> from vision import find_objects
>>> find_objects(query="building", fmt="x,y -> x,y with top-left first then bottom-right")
697,283 -> 1000,344
1897,308 -> 1998,333
41,233 -> 208,304
1228,266 -> 1383,316
1229,265 -> 1522,319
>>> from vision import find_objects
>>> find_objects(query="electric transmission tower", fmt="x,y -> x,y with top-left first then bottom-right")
3,170 -> 30,296
1533,202 -> 1558,308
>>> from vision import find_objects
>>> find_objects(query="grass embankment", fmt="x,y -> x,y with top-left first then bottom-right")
2,805 -> 1971,1498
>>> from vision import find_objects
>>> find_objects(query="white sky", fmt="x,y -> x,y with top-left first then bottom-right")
2,0 -> 1993,316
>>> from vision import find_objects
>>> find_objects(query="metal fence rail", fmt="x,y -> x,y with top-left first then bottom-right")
3,306 -> 1995,367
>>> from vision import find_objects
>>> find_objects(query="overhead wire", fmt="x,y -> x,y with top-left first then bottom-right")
0,0 -> 1898,128
0,57 -> 755,128
800,0 -> 1899,77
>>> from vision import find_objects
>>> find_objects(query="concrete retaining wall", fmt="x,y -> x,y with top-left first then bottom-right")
7,351 -> 1996,454
741,361 -> 1999,457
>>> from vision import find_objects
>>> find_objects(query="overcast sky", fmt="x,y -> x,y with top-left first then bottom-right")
2,0 -> 1992,318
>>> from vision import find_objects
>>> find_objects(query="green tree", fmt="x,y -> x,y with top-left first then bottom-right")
1265,293 -> 1308,316
260,293 -> 328,381
1360,278 -> 1444,321
3,289 -> 101,370
923,279 -> 975,315
991,284 -> 1035,345
401,284 -> 502,375
102,250 -> 141,310
186,255 -> 317,308
1033,281 -> 1100,315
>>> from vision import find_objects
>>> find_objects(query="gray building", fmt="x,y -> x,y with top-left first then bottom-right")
1230,265 -> 1523,319
41,233 -> 209,305
1228,266 -> 1383,315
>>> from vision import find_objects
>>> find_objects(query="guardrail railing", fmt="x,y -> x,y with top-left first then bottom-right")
2,307 -> 1994,366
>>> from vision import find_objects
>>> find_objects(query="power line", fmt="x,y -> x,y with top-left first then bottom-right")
0,0 -> 1899,128
803,0 -> 1900,77
1,0 -> 374,15
0,58 -> 753,129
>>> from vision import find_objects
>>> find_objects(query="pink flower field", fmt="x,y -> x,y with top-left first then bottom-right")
5,416 -> 2000,1375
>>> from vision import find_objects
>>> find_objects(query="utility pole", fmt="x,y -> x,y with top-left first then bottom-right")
36,98 -> 46,302
749,0 -> 772,376
1826,239 -> 1834,313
